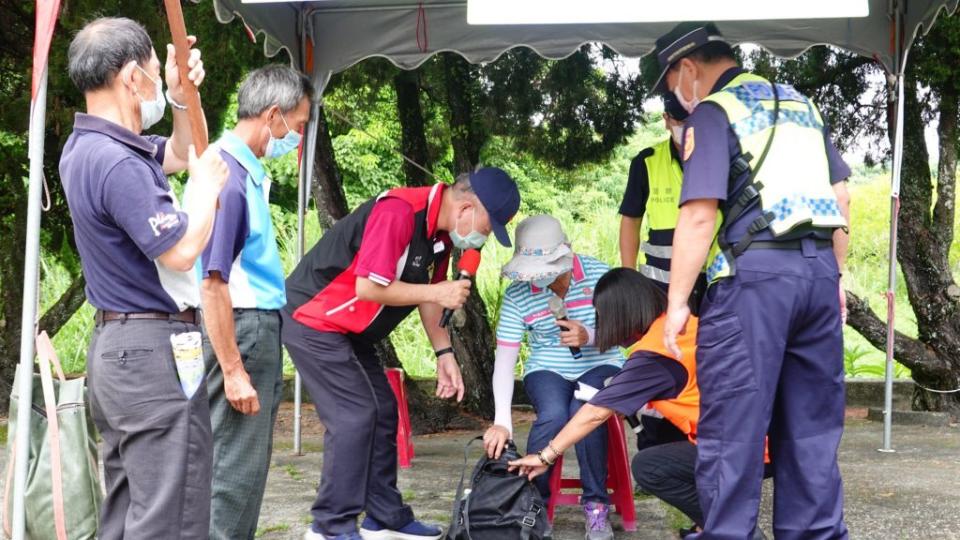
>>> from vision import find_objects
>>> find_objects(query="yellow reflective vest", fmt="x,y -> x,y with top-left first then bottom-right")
638,138 -> 683,284
703,73 -> 847,282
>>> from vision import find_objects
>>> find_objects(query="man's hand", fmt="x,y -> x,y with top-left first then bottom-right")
431,279 -> 471,311
224,366 -> 260,415
436,354 -> 465,402
165,36 -> 205,104
483,424 -> 511,459
556,319 -> 589,348
188,144 -> 228,193
663,302 -> 691,359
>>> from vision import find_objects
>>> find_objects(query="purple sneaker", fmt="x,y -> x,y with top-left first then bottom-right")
584,501 -> 614,540
359,516 -> 443,540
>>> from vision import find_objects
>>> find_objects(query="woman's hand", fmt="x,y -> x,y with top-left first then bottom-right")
483,424 -> 511,459
556,319 -> 589,347
508,453 -> 550,481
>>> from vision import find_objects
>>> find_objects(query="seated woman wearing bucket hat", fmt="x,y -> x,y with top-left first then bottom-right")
482,214 -> 624,540
506,268 -> 769,540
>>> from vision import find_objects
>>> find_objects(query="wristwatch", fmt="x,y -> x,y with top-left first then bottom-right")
434,347 -> 454,359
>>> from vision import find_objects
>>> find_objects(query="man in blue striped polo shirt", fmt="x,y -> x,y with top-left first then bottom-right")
198,65 -> 314,540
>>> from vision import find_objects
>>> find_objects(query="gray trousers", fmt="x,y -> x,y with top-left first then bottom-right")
87,318 -> 213,540
204,309 -> 283,540
280,311 -> 414,536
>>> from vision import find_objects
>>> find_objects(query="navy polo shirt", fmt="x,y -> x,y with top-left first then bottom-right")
679,68 -> 852,244
60,113 -> 200,313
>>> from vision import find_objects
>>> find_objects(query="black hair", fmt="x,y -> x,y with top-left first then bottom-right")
685,41 -> 737,65
68,17 -> 153,93
592,268 -> 667,352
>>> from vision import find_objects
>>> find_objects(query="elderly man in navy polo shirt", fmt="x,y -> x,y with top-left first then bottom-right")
198,64 -> 313,540
283,169 -> 520,540
59,17 -> 227,540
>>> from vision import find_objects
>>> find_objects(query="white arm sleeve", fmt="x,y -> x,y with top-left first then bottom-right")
585,324 -> 596,347
492,346 -> 521,436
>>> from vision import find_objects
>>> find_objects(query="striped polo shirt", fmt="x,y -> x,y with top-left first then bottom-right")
496,254 -> 624,380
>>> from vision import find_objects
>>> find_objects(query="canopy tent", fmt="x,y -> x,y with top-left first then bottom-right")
8,2 -> 958,538
188,0 -> 958,456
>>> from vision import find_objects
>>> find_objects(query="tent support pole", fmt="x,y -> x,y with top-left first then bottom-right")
881,71 -> 904,453
293,102 -> 321,456
11,65 -> 48,540
881,2 -> 907,453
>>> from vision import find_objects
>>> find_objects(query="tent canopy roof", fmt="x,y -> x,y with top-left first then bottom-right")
204,0 -> 957,91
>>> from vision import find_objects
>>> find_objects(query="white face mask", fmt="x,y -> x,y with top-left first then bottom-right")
672,67 -> 700,115
135,65 -> 166,131
671,125 -> 685,146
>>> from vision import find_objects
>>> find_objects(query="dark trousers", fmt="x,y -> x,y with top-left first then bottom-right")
524,365 -> 621,504
205,309 -> 284,540
633,441 -> 702,526
694,243 -> 848,540
281,311 -> 413,535
87,318 -> 213,540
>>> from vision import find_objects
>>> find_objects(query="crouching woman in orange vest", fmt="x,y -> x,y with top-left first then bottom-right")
508,268 -> 768,539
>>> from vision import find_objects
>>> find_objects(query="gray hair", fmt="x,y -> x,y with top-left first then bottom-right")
237,65 -> 315,119
68,17 -> 153,93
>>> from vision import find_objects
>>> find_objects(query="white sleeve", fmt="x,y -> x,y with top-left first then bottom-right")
585,324 -> 596,347
492,345 -> 521,436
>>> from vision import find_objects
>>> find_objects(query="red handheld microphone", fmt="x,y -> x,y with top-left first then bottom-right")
439,249 -> 482,328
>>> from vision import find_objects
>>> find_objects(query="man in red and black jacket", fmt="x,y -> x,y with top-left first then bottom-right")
282,168 -> 520,540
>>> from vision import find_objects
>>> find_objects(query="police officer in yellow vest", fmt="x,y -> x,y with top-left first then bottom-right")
619,93 -> 688,287
654,23 -> 852,540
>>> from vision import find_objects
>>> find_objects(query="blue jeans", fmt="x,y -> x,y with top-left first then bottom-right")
524,364 -> 620,504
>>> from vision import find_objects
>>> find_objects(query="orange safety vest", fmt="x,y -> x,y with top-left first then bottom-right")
626,314 -> 771,463
626,315 -> 700,443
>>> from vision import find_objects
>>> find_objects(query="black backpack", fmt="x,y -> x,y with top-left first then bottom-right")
446,437 -> 548,540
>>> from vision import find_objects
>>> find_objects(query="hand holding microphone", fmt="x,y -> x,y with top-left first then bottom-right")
439,249 -> 482,328
547,296 -> 583,360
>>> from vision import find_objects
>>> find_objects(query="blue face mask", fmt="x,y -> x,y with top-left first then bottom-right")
265,112 -> 301,159
450,208 -> 489,250
531,276 -> 556,289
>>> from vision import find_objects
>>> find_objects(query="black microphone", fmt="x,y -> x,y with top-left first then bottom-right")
547,296 -> 582,360
439,249 -> 481,328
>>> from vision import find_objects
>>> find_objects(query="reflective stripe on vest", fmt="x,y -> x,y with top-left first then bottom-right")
641,242 -> 672,259
626,315 -> 699,443
703,73 -> 847,282
639,264 -> 670,284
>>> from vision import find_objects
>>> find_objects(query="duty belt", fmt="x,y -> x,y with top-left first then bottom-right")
744,239 -> 832,251
94,308 -> 200,326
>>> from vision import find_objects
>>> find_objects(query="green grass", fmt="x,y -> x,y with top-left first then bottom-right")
255,523 -> 290,537
36,135 -> 959,382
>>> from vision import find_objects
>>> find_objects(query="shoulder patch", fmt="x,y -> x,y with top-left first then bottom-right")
683,127 -> 695,161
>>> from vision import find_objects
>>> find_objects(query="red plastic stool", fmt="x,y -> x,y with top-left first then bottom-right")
385,368 -> 415,469
545,415 -> 637,531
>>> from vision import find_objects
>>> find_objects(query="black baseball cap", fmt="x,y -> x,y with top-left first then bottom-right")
650,22 -> 727,96
662,93 -> 689,121
470,167 -> 521,247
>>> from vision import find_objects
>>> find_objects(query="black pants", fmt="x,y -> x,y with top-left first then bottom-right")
281,311 -> 414,535
632,440 -> 703,526
632,440 -> 773,531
